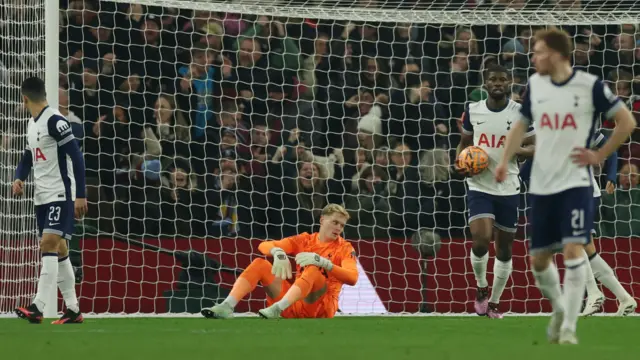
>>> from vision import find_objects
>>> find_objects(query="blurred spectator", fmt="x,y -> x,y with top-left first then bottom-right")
344,164 -> 392,239
600,163 -> 640,238
142,94 -> 191,167
388,73 -> 447,151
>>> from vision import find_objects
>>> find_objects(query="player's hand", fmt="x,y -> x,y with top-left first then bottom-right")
454,162 -> 469,177
12,179 -> 24,197
495,162 -> 508,183
295,252 -> 334,271
570,147 -> 604,166
270,247 -> 292,280
74,198 -> 88,219
606,181 -> 615,194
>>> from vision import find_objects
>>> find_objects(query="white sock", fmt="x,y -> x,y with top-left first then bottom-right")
590,253 -> 631,301
57,257 -> 80,313
222,296 -> 239,308
470,251 -> 489,288
489,259 -> 512,304
274,298 -> 291,311
561,258 -> 588,333
532,262 -> 564,314
583,250 -> 601,297
33,254 -> 59,312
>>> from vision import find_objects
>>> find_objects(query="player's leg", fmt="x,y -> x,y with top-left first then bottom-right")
52,238 -> 83,324
52,200 -> 83,324
15,203 -> 64,323
582,196 -> 604,315
528,194 -> 565,344
466,190 -> 494,316
558,187 -> 594,344
202,258 -> 280,319
486,194 -> 519,318
258,266 -> 327,319
15,233 -> 61,323
582,238 -> 604,315
583,238 -> 637,316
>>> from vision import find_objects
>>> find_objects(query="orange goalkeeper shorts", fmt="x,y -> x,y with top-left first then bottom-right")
265,279 -> 338,319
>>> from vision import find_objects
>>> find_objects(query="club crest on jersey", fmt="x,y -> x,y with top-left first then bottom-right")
34,148 -> 47,161
539,113 -> 577,130
56,120 -> 72,135
477,134 -> 505,148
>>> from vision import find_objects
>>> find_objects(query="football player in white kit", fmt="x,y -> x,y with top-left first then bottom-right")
13,77 -> 88,324
520,132 -> 637,316
457,64 -> 535,319
582,132 -> 637,316
496,29 -> 636,344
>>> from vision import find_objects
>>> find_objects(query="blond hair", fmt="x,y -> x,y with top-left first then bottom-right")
321,203 -> 350,220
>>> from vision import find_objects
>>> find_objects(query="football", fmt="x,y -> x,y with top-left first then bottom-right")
457,146 -> 489,176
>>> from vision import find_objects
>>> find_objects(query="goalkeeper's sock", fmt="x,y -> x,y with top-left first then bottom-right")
589,253 -> 631,301
532,262 -> 564,314
489,259 -> 512,304
470,250 -> 489,288
33,253 -> 59,312
57,256 -> 80,313
583,250 -> 601,297
276,266 -> 326,311
561,258 -> 587,332
226,258 -> 275,308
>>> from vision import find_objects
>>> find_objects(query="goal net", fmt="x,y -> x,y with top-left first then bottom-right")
1,0 -> 639,315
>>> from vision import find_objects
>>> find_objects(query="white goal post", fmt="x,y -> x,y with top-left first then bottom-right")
1,0 -> 639,316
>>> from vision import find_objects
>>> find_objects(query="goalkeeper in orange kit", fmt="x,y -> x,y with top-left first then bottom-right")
201,204 -> 358,319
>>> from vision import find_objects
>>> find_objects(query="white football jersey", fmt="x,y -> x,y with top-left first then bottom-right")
520,70 -> 624,196
462,100 -> 534,196
26,106 -> 76,205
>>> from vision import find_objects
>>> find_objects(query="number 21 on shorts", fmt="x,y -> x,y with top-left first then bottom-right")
571,209 -> 585,236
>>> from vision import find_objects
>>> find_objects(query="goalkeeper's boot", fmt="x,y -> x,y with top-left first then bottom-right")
52,309 -> 84,324
582,292 -> 604,316
15,304 -> 43,324
258,304 -> 282,319
615,297 -> 637,316
486,303 -> 504,319
546,311 -> 564,344
201,303 -> 234,319
558,329 -> 579,345
474,287 -> 489,316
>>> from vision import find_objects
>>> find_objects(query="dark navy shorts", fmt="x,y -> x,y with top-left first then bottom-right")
467,190 -> 520,233
35,200 -> 75,240
529,187 -> 594,254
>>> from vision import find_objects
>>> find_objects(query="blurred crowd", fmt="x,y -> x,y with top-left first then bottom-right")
1,0 -> 640,240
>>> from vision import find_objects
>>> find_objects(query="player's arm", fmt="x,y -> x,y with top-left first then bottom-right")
499,88 -> 532,169
515,126 -> 536,158
456,107 -> 474,157
572,81 -> 636,165
48,116 -> 87,217
12,148 -> 33,196
15,148 -> 33,181
593,131 -> 618,192
257,233 -> 306,256
257,234 -> 308,280
295,245 -> 358,286
328,246 -> 358,286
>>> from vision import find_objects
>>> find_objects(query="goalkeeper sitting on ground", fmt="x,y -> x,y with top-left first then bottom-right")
201,204 -> 358,319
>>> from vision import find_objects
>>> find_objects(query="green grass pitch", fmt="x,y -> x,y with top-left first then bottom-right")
1,317 -> 637,360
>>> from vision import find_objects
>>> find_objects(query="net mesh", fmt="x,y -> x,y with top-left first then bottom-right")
1,0 -> 639,314
0,0 -> 44,313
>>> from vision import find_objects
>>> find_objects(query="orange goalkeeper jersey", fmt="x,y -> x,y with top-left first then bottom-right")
258,232 -> 358,302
